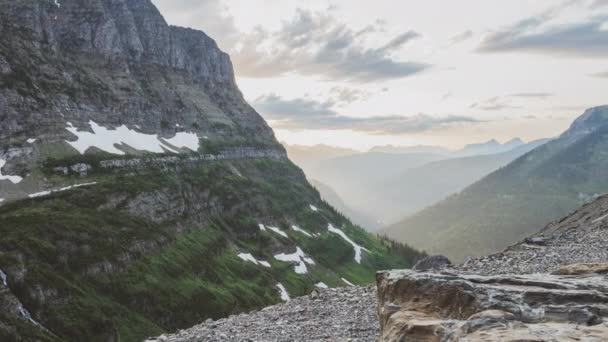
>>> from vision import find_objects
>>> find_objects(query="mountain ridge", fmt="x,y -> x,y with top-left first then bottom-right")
382,105 -> 608,261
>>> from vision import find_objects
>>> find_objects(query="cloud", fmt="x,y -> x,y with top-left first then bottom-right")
153,1 -> 430,82
440,92 -> 453,101
590,0 -> 608,9
329,87 -> 368,105
477,13 -> 608,57
590,71 -> 608,78
450,30 -> 473,44
511,92 -> 554,99
470,97 -> 521,111
253,94 -> 479,134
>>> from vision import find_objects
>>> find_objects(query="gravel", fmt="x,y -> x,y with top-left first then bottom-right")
146,286 -> 380,342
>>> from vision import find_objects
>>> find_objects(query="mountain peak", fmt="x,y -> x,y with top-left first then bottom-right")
563,105 -> 608,138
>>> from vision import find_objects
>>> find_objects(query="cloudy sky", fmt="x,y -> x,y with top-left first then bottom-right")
152,0 -> 608,150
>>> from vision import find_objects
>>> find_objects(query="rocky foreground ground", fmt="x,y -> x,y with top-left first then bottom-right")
146,285 -> 380,342
149,196 -> 608,341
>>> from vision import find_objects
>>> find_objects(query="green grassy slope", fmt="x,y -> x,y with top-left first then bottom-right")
0,156 -> 423,341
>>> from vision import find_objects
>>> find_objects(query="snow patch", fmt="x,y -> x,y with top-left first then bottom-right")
28,182 -> 97,198
309,205 -> 319,212
341,278 -> 355,286
328,224 -> 369,264
18,304 -> 42,326
276,283 -> 290,301
161,132 -> 200,152
315,282 -> 328,289
237,253 -> 271,268
0,199 -> 4,203
0,269 -> 7,286
65,121 -> 199,155
26,138 -> 37,144
266,226 -> 288,238
274,247 -> 315,274
0,159 -> 23,184
258,260 -> 271,268
291,225 -> 313,238
259,224 -> 288,238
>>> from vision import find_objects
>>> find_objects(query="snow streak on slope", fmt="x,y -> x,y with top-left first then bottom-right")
266,226 -> 288,238
28,182 -> 97,198
291,225 -> 313,237
276,283 -> 290,301
341,278 -> 355,286
328,224 -> 369,264
237,253 -> 271,268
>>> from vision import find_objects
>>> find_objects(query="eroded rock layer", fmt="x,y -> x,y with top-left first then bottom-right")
377,269 -> 608,341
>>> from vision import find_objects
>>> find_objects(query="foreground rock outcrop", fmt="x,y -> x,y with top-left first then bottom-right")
377,269 -> 608,341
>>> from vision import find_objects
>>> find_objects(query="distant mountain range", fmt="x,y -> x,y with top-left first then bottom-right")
285,138 -> 547,230
382,105 -> 608,261
369,138 -> 526,157
368,139 -> 548,223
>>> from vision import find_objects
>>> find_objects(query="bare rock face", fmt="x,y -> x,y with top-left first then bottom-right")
0,0 -> 282,201
412,255 -> 452,271
377,269 -> 608,341
552,263 -> 608,276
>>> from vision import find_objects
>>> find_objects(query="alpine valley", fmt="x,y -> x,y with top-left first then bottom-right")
382,105 -> 608,262
0,1 -> 424,341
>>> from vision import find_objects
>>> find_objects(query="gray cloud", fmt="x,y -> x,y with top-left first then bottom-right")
470,97 -> 521,111
253,94 -> 479,134
511,92 -> 554,99
329,87 -> 368,105
590,71 -> 608,78
440,92 -> 453,101
590,0 -> 608,8
478,14 -> 608,57
153,1 -> 429,82
450,30 -> 473,44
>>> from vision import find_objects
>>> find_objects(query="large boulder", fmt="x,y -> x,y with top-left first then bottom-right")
376,269 -> 608,341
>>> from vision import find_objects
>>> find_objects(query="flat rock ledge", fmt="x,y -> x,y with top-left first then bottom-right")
146,285 -> 379,342
377,269 -> 608,341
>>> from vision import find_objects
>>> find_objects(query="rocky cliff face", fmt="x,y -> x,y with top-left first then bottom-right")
0,0 -> 277,201
0,1 -> 424,341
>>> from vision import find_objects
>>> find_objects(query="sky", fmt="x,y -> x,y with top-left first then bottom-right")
152,0 -> 608,150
